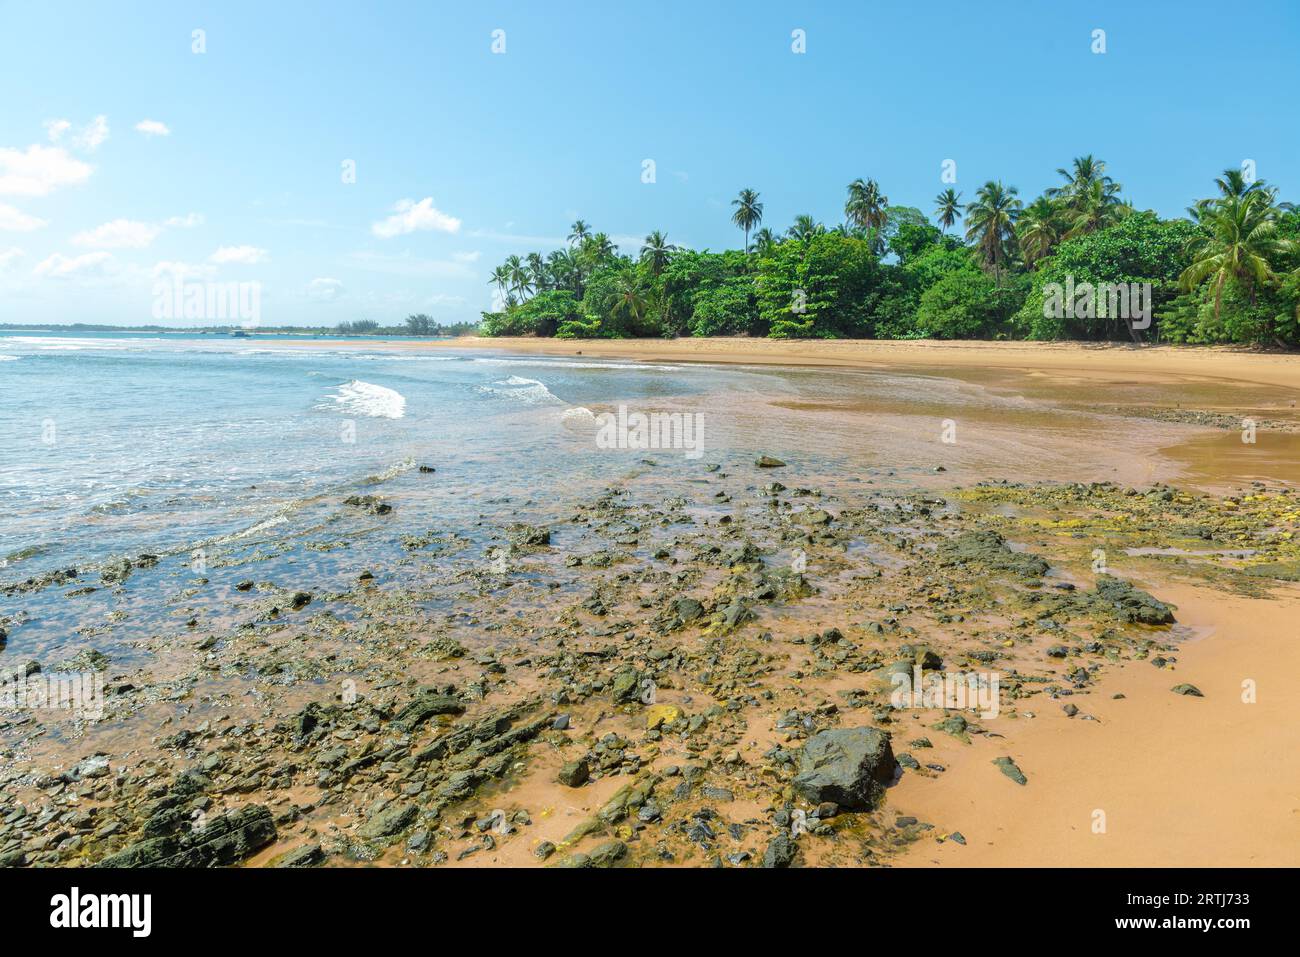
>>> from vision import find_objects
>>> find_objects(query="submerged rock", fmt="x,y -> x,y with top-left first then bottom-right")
343,494 -> 392,515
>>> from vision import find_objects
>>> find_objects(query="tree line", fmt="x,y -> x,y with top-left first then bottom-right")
479,157 -> 1300,347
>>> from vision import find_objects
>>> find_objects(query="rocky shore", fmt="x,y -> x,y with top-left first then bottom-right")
2,457 -> 1297,868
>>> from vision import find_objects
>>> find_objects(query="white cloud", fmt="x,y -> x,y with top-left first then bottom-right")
210,245 -> 268,264
0,144 -> 94,197
72,218 -> 162,249
0,247 -> 25,269
0,203 -> 47,232
307,277 -> 344,301
371,197 -> 461,239
34,250 -> 113,278
44,119 -> 71,143
73,115 -> 110,151
165,212 -> 204,228
152,260 -> 218,281
135,119 -> 171,137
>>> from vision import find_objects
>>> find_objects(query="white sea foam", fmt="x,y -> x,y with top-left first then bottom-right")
0,355 -> 18,361
321,379 -> 407,418
479,374 -> 564,406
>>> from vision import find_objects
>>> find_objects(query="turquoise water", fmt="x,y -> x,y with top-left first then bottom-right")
2,330 -> 1039,665
0,331 -> 798,661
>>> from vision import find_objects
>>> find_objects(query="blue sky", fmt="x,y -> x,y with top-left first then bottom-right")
1,0 -> 1296,327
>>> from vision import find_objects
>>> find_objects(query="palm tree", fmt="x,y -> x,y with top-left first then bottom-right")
933,188 -> 963,234
965,181 -> 1022,281
845,178 -> 889,251
526,252 -> 548,293
1017,196 -> 1063,267
1065,178 -> 1128,237
639,230 -> 677,275
546,249 -> 576,293
752,227 -> 778,256
1180,188 -> 1292,321
586,232 -> 617,260
568,220 -> 591,245
609,264 -> 650,330
488,265 -> 510,304
1214,168 -> 1270,201
1047,155 -> 1108,202
504,254 -> 532,301
731,188 -> 763,253
786,215 -> 824,243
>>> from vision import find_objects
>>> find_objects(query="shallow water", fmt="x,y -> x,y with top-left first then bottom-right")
2,331 -> 1294,665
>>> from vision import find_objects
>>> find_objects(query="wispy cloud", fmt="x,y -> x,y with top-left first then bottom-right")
34,250 -> 114,279
346,249 -> 476,279
73,219 -> 162,249
134,119 -> 170,137
210,245 -> 269,264
0,203 -> 47,232
307,277 -> 344,301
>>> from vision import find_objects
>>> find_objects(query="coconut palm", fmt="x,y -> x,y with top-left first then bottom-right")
1180,189 -> 1293,320
964,181 -> 1022,280
1017,197 -> 1064,267
545,250 -> 575,293
639,230 -> 678,275
609,264 -> 650,330
933,188 -> 963,234
845,178 -> 889,251
1047,155 -> 1108,202
488,265 -> 510,303
1065,178 -> 1128,237
731,188 -> 763,254
504,255 -> 532,301
786,215 -> 824,243
526,252 -> 548,293
752,227 -> 778,256
568,220 -> 591,245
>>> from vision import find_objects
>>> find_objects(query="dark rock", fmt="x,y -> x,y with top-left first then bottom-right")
992,756 -> 1027,785
762,833 -> 797,868
271,844 -> 324,867
1094,575 -> 1175,625
358,803 -> 417,840
1171,683 -> 1203,697
793,727 -> 895,811
97,805 -> 276,868
939,530 -> 1049,578
755,456 -> 787,468
558,760 -> 590,788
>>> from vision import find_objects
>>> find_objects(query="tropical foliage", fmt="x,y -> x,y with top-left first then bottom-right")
480,161 -> 1300,346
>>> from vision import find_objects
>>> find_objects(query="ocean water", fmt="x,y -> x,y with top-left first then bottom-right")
1,331 -> 829,662
0,330 -> 1171,665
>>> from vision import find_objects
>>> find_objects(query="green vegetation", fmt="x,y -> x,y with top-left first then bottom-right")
481,159 -> 1300,347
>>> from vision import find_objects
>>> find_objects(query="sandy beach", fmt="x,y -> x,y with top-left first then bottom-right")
428,336 -> 1300,392
3,337 -> 1298,870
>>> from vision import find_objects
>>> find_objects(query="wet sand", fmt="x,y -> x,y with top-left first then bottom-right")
4,338 -> 1298,870
896,582 -> 1300,867
427,336 -> 1300,393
